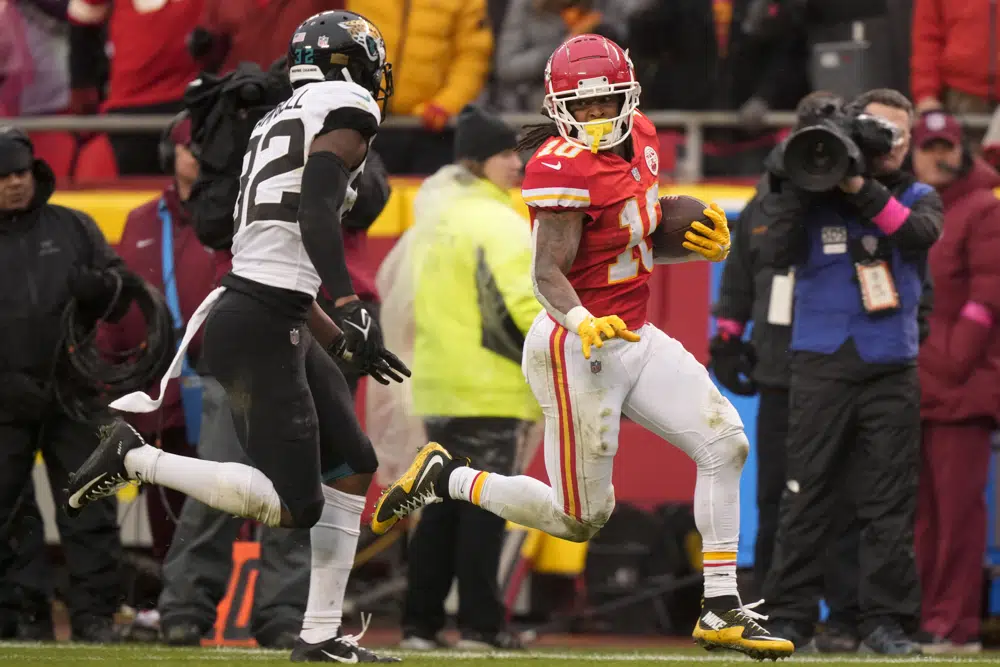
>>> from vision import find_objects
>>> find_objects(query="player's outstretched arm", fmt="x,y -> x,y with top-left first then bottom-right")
532,210 -> 640,358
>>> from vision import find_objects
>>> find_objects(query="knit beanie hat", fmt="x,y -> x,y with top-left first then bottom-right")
453,104 -> 517,162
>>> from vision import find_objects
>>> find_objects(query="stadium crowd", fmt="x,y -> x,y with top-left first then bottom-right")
0,0 -> 998,658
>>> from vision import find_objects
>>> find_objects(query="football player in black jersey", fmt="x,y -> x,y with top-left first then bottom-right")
67,11 -> 408,663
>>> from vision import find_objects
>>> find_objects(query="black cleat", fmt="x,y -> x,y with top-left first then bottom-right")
290,620 -> 400,663
65,418 -> 145,516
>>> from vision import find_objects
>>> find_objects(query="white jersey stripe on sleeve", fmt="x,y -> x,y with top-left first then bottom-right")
523,197 -> 590,209
522,186 -> 591,209
521,187 -> 590,198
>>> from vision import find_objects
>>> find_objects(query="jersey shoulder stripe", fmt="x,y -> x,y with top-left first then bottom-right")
522,139 -> 591,211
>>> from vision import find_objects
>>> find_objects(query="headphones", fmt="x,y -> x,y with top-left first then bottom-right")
158,110 -> 190,174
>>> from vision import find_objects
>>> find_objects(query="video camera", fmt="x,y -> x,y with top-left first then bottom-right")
781,100 -> 902,192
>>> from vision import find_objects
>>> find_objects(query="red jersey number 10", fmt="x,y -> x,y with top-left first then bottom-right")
608,184 -> 660,284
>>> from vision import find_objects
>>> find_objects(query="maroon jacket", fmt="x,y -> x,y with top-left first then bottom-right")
101,186 -> 219,437
919,158 -> 1000,423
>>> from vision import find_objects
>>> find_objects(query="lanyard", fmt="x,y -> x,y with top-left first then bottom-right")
158,197 -> 193,376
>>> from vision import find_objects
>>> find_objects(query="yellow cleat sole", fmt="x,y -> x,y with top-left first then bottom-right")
370,442 -> 449,536
693,630 -> 795,662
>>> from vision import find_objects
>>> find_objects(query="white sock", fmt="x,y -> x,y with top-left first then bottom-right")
690,433 -> 746,601
446,466 -> 592,541
124,444 -> 282,527
300,486 -> 364,644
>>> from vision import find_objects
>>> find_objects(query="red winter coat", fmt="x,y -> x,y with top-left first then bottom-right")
101,186 -> 219,437
911,0 -> 1000,104
919,159 -> 1000,424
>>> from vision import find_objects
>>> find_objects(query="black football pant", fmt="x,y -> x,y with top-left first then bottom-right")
161,292 -> 381,641
402,417 -> 526,638
158,376 -> 310,645
763,361 -> 920,637
755,386 -> 862,632
201,283 -> 378,529
0,416 -> 122,631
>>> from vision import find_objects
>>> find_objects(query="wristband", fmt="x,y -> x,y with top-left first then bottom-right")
564,306 -> 593,333
327,332 -> 351,361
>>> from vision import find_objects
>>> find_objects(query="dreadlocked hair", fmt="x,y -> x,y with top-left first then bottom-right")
516,121 -> 561,153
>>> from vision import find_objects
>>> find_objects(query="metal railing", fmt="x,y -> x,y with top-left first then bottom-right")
1,110 -> 994,182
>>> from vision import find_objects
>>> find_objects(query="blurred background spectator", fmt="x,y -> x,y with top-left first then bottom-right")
911,110 -> 1000,654
627,0 -> 810,176
366,0 -> 494,174
0,0 -> 70,117
99,112 -> 212,560
912,0 -> 999,132
68,0 -> 201,174
186,0 -> 331,75
380,106 -> 539,651
494,0 -> 626,113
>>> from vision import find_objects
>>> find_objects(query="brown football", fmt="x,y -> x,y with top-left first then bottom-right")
651,194 -> 714,264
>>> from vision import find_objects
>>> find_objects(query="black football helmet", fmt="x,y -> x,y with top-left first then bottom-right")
287,10 -> 393,108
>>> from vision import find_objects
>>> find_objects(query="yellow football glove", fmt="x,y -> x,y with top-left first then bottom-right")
682,203 -> 731,262
566,307 -> 641,359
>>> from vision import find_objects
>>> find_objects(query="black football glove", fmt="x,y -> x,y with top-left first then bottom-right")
329,300 -> 411,385
708,332 -> 758,396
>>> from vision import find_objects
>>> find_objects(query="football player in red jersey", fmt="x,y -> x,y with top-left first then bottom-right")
373,34 -> 793,660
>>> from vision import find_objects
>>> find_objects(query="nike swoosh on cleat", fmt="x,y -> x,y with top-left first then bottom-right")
67,473 -> 107,509
414,455 -> 444,492
321,650 -> 358,663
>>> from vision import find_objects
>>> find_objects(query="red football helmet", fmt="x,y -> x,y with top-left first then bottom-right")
543,34 -> 641,152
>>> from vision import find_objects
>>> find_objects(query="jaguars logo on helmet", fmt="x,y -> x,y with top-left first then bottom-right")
338,18 -> 386,63
287,10 -> 393,108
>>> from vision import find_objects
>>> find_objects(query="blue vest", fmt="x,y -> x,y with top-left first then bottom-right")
791,182 -> 932,364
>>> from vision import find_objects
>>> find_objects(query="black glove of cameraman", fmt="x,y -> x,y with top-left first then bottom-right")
708,332 -> 758,396
328,300 -> 411,385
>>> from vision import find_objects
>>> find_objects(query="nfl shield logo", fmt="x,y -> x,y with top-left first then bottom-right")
290,328 -> 300,346
631,167 -> 641,181
590,360 -> 602,374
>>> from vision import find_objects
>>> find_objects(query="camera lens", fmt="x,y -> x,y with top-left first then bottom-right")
783,125 -> 852,192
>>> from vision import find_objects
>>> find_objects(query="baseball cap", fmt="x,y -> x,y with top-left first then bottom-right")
913,110 -> 962,148
0,126 -> 34,176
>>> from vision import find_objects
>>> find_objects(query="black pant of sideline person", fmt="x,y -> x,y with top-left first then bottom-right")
402,417 -> 526,648
755,386 -> 861,644
0,415 -> 122,641
0,483 -> 54,639
764,351 -> 921,645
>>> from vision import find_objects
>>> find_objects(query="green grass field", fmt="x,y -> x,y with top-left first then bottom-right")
0,643 -> 997,666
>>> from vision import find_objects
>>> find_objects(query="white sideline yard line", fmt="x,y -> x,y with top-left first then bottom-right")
0,643 -> 993,663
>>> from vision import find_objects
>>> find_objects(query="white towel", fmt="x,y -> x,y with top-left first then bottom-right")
109,286 -> 227,414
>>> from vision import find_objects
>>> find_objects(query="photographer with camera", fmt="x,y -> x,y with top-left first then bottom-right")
712,91 -> 870,653
758,89 -> 942,655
